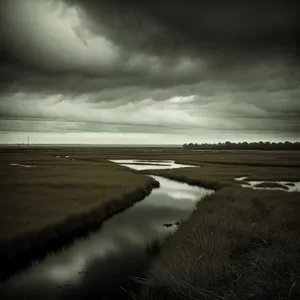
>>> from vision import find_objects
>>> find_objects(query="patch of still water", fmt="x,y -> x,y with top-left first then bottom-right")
109,159 -> 196,170
10,163 -> 37,168
234,176 -> 300,192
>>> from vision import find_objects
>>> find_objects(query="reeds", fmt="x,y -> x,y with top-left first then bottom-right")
139,188 -> 300,299
146,237 -> 162,257
146,232 -> 175,258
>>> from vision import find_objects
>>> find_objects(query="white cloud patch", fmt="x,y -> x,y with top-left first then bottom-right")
167,95 -> 196,104
0,92 -> 247,130
2,0 -> 120,71
0,82 -> 299,146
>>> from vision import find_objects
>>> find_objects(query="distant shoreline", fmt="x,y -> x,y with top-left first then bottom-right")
183,142 -> 300,151
0,144 -> 182,149
1,142 -> 300,151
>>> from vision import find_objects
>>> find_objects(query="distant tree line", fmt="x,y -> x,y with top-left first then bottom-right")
183,141 -> 300,150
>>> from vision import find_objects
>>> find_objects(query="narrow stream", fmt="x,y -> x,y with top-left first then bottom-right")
0,160 -> 213,300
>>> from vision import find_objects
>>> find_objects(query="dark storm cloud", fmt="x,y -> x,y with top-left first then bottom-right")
0,0 -> 300,142
0,118 -> 199,134
66,0 -> 300,56
0,62 -> 207,95
1,0 -> 300,91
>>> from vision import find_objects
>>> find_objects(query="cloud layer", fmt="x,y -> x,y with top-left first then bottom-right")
1,0 -> 300,143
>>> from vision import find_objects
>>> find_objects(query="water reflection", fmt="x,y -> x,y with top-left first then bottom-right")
10,163 -> 37,168
234,176 -> 300,192
109,159 -> 196,170
0,163 -> 212,300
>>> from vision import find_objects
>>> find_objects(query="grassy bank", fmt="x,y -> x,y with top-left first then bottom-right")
253,182 -> 289,190
146,232 -> 177,259
1,149 -> 299,287
75,148 -> 300,168
53,148 -> 300,185
0,153 -> 159,280
139,187 -> 300,300
143,161 -> 300,191
3,148 -> 300,167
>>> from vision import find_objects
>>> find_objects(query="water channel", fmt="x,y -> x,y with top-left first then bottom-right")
0,160 -> 213,299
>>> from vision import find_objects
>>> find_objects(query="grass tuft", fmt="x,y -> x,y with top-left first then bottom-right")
146,237 -> 162,257
253,182 -> 289,190
140,188 -> 300,300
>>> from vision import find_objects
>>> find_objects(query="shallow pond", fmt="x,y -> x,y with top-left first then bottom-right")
109,159 -> 196,170
10,163 -> 37,168
234,176 -> 300,192
0,160 -> 212,299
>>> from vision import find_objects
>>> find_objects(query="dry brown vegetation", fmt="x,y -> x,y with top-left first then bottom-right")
139,188 -> 300,300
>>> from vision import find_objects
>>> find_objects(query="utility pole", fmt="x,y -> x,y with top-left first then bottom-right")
28,136 -> 29,149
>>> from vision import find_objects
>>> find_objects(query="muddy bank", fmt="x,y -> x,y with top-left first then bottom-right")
0,178 -> 159,281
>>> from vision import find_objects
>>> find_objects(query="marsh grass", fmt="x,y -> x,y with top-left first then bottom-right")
6,147 -> 298,168
67,148 -> 300,168
143,161 -> 300,192
0,153 -> 159,280
253,182 -> 289,190
1,148 -> 299,291
146,233 -> 175,258
146,238 -> 162,257
139,188 -> 300,300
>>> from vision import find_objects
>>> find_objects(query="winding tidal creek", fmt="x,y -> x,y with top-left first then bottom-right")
0,160 -> 213,300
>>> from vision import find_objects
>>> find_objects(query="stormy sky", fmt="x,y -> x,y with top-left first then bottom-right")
1,0 -> 300,144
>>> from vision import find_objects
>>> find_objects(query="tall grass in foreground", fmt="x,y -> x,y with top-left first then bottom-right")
138,188 -> 300,300
146,237 -> 162,257
146,232 -> 175,258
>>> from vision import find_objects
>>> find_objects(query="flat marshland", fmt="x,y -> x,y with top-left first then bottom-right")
0,148 -> 300,299
135,150 -> 300,299
0,151 -> 159,279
